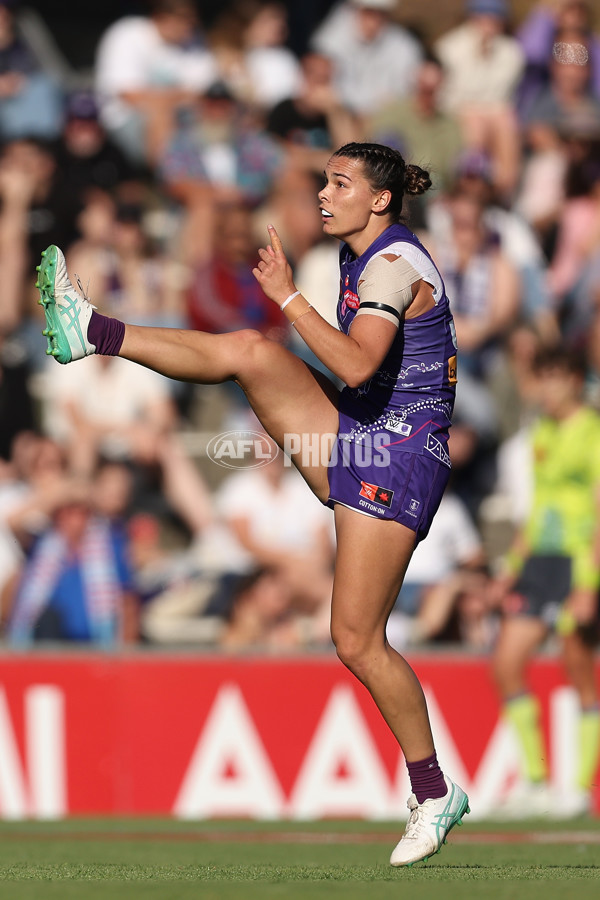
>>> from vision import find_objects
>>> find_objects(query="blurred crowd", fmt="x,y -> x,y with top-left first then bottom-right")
1,0 -> 600,652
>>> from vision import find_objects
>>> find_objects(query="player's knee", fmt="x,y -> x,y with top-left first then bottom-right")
233,328 -> 265,356
332,626 -> 374,682
231,329 -> 271,379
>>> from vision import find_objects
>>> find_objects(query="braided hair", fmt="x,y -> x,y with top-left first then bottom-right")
332,142 -> 432,223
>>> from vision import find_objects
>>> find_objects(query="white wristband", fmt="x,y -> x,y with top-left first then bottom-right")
280,290 -> 301,310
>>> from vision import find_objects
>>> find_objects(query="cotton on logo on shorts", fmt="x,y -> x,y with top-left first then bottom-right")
207,431 -> 279,469
359,481 -> 394,509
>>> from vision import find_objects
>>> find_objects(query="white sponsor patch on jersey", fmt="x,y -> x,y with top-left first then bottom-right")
385,414 -> 412,437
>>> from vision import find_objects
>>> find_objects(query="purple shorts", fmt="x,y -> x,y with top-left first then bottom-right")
326,441 -> 451,544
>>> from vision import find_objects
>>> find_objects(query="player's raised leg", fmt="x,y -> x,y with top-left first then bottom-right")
38,245 -> 339,501
120,321 -> 341,499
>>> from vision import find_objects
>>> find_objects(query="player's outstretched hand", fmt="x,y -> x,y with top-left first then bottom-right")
252,225 -> 296,308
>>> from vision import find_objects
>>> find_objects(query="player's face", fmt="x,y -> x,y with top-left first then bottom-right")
318,156 -> 383,245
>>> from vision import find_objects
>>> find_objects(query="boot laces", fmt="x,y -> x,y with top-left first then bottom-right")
403,795 -> 426,840
73,273 -> 96,308
74,274 -> 91,301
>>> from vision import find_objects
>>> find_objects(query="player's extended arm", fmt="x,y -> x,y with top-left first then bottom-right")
253,227 -> 414,388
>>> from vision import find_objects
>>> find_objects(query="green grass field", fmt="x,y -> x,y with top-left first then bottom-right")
0,818 -> 598,899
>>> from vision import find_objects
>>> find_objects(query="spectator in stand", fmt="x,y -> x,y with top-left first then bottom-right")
0,431 -> 41,615
0,440 -> 141,647
517,0 -> 600,120
583,301 -> 600,409
434,0 -> 524,198
67,199 -> 188,332
54,91 -> 144,211
490,323 -> 546,441
517,105 -> 600,265
491,349 -> 600,819
427,149 -> 554,337
367,56 -> 464,197
218,566 -> 300,651
447,381 -> 501,525
5,483 -> 139,645
0,138 -> 79,313
0,0 -> 63,141
521,27 -> 600,136
91,459 -> 135,525
140,541 -> 308,650
139,443 -> 336,649
0,146 -> 37,335
0,435 -> 68,547
0,514 -> 19,620
0,435 -> 73,626
513,116 -> 568,259
94,0 -> 217,165
310,0 -> 423,119
0,336 -> 34,461
186,200 -> 288,340
156,79 -> 283,207
208,0 -> 301,111
0,138 -> 56,257
254,168 -> 325,269
425,181 -> 520,520
266,51 -> 359,176
39,351 -> 213,537
450,570 -> 497,649
47,188 -> 116,324
215,450 -> 335,643
429,189 -> 520,379
547,139 -> 600,334
386,489 -> 488,649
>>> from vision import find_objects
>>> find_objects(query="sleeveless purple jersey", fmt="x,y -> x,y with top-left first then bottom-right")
336,223 -> 457,468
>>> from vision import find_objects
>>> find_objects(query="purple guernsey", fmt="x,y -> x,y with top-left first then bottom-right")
327,223 -> 458,535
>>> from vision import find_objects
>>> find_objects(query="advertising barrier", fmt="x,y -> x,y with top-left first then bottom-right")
0,653 -> 596,819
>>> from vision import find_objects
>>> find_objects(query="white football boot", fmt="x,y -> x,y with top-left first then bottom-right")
37,244 -> 96,364
390,776 -> 470,867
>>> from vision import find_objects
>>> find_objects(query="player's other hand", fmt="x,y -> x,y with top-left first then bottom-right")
252,225 -> 296,308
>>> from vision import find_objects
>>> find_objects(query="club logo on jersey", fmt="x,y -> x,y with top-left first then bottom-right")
448,355 -> 457,385
405,498 -> 421,517
359,481 -> 394,508
345,275 -> 349,286
343,289 -> 360,310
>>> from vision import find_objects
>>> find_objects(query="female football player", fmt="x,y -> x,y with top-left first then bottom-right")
38,142 -> 469,865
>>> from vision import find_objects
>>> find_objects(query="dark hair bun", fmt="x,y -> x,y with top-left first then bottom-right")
404,164 -> 432,196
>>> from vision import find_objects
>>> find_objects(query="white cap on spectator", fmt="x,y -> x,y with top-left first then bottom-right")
350,0 -> 397,11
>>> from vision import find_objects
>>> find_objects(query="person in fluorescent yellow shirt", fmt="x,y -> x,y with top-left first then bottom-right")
492,348 -> 600,819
